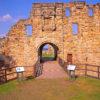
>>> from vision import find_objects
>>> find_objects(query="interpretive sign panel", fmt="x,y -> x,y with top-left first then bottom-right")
67,65 -> 76,71
16,67 -> 25,73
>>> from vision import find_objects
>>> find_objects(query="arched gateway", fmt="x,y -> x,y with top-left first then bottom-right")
2,2 -> 100,78
38,42 -> 59,62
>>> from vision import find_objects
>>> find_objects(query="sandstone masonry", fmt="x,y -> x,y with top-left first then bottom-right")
1,2 -> 100,76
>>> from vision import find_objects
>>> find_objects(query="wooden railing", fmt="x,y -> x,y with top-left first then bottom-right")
0,65 -> 35,84
0,67 -> 16,84
76,64 -> 100,79
58,57 -> 100,79
0,58 -> 100,84
0,58 -> 43,84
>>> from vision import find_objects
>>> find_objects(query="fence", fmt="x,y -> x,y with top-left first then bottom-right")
0,65 -> 35,84
58,57 -> 100,79
0,58 -> 100,84
76,64 -> 100,79
34,58 -> 43,77
0,57 -> 43,84
0,67 -> 16,84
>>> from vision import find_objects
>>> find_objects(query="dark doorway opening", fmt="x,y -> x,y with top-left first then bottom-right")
67,54 -> 73,64
38,43 -> 59,63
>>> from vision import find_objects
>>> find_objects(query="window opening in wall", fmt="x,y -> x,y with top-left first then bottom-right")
88,8 -> 93,16
65,8 -> 70,17
72,23 -> 78,35
26,25 -> 32,36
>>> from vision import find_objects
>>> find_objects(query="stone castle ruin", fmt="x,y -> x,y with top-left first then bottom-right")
0,2 -> 100,77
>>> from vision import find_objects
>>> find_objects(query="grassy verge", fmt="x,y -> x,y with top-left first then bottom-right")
0,80 -> 17,94
0,77 -> 100,100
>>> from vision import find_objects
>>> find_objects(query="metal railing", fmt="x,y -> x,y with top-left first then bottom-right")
34,58 -> 43,77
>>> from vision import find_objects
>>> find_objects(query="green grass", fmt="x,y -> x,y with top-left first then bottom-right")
42,53 -> 55,61
70,77 -> 100,100
0,77 -> 100,100
0,80 -> 17,94
42,53 -> 54,57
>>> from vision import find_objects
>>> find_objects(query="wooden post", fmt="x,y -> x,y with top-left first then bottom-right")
4,68 -> 7,82
85,64 -> 87,77
98,66 -> 100,79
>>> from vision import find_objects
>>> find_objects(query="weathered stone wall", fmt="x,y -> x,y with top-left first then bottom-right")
62,2 -> 100,65
1,2 -> 100,70
0,38 -> 6,54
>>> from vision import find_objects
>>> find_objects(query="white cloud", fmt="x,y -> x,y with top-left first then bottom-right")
0,33 -> 6,37
0,14 -> 27,23
0,14 -> 12,22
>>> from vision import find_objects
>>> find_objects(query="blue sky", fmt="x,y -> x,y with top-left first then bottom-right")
0,0 -> 100,37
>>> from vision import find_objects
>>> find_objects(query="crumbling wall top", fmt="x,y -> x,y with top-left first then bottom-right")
32,2 -> 99,8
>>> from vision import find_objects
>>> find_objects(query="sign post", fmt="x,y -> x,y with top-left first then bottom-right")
16,67 -> 25,81
67,64 -> 76,80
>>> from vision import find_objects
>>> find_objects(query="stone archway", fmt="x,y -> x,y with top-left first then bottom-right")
38,42 -> 59,63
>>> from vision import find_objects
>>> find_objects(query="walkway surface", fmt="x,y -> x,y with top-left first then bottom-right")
37,61 -> 67,79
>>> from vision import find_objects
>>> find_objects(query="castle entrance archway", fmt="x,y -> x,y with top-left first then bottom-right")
38,42 -> 59,63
